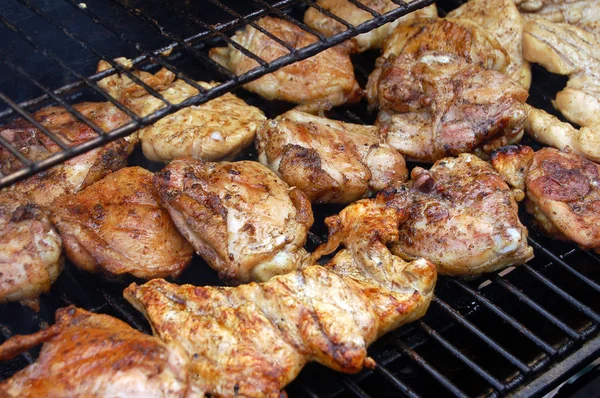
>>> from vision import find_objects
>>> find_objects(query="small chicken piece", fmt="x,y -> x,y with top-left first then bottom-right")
125,190 -> 436,398
50,167 -> 194,279
372,52 -> 528,162
0,102 -> 136,206
515,0 -> 600,35
523,18 -> 600,127
0,306 -> 199,398
209,17 -> 361,106
256,109 -> 407,203
303,0 -> 437,53
391,153 -> 533,275
97,60 -> 266,163
0,192 -> 62,309
448,0 -> 531,89
153,158 -> 313,283
492,146 -> 600,252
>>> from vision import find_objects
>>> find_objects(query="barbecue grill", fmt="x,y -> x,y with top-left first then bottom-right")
1,0 -> 599,397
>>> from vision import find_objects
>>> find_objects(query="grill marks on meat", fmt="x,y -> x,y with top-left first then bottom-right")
515,0 -> 600,35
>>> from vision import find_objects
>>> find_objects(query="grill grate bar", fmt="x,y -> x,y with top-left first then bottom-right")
300,383 -> 320,398
345,0 -> 381,16
342,378 -> 372,398
249,0 -> 327,40
297,0 -> 354,29
374,364 -> 420,398
0,132 -> 33,167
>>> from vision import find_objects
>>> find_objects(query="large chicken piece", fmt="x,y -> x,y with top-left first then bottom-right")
492,146 -> 600,252
391,153 -> 533,275
303,0 -> 438,53
0,102 -> 136,206
50,167 -> 194,279
256,109 -> 407,203
125,190 -> 436,397
209,17 -> 361,106
0,192 -> 63,309
515,0 -> 600,35
153,158 -> 313,283
0,307 -> 199,397
97,60 -> 266,163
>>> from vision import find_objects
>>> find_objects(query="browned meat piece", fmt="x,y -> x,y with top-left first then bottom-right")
153,158 -> 313,283
209,17 -> 361,106
0,192 -> 63,309
303,0 -> 438,52
391,153 -> 533,275
492,146 -> 600,252
0,102 -> 136,207
125,190 -> 436,398
50,167 -> 194,279
0,307 -> 199,397
256,109 -> 407,203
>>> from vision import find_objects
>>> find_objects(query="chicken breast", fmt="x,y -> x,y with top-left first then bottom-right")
515,0 -> 600,35
448,0 -> 531,89
303,0 -> 437,52
0,102 -> 137,206
97,60 -> 266,163
391,153 -> 533,275
153,158 -> 313,283
0,192 -> 62,309
125,190 -> 436,397
50,167 -> 194,279
209,17 -> 361,106
256,109 -> 407,203
492,145 -> 600,252
0,307 -> 199,398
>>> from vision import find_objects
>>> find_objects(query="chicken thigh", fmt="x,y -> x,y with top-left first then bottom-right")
515,0 -> 600,35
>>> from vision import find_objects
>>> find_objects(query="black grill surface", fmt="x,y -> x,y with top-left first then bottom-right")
0,1 -> 599,397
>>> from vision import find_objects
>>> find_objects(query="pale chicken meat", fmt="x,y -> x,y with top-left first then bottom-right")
515,0 -> 600,35
0,102 -> 136,206
0,307 -> 199,398
492,145 -> 600,252
0,192 -> 62,309
303,0 -> 438,52
256,109 -> 407,203
209,17 -> 361,106
50,167 -> 194,279
153,158 -> 313,283
125,190 -> 436,397
391,153 -> 533,275
97,60 -> 266,163
448,0 -> 531,89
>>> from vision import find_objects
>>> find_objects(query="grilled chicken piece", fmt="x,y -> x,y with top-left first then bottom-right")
492,145 -> 600,252
0,102 -> 136,207
153,158 -> 313,283
209,17 -> 361,106
97,60 -> 266,163
390,153 -> 533,275
50,167 -> 194,279
515,0 -> 600,35
523,18 -> 600,127
303,0 -> 437,53
0,307 -> 199,398
125,191 -> 436,398
372,52 -> 528,162
448,0 -> 531,89
0,192 -> 62,309
256,109 -> 407,203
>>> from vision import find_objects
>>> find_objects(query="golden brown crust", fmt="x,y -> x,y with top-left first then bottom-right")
491,144 -> 535,191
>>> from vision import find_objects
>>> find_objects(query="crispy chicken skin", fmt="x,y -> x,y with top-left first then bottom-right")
256,109 -> 407,203
303,0 -> 438,53
492,146 -> 600,252
0,103 -> 136,206
125,191 -> 436,398
391,153 -> 533,275
209,17 -> 361,106
0,307 -> 199,398
448,0 -> 531,89
97,60 -> 266,163
0,192 -> 63,309
153,158 -> 313,283
50,167 -> 193,279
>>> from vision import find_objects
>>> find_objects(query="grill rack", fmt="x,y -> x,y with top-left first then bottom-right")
0,0 -> 599,397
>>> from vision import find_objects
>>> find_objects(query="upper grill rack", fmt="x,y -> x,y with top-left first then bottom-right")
0,0 -> 434,188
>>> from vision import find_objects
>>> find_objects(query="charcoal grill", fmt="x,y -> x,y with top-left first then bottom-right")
0,0 -> 599,397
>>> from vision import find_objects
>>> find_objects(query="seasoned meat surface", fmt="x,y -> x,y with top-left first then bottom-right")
153,158 -> 313,283
51,167 -> 194,279
515,0 -> 600,35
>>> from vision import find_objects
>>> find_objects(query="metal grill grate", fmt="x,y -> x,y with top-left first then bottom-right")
0,1 -> 599,397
